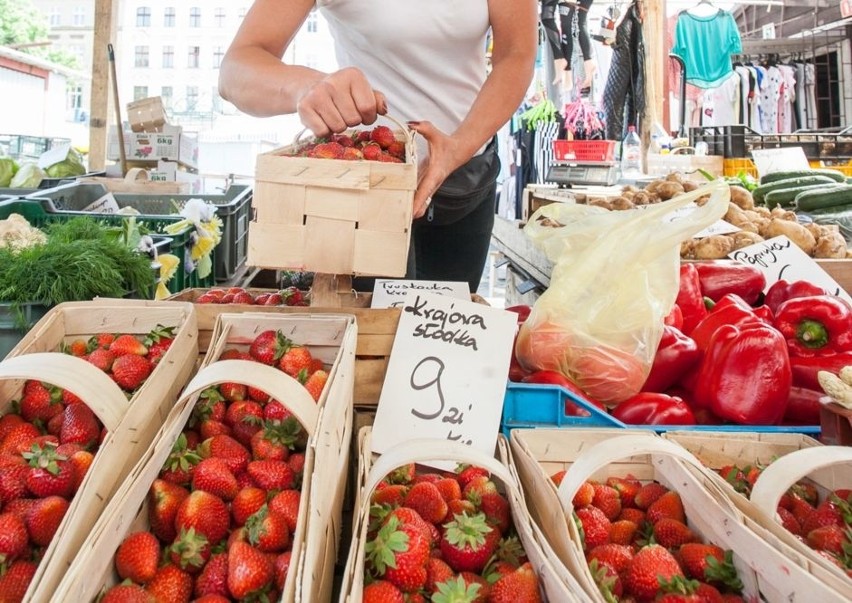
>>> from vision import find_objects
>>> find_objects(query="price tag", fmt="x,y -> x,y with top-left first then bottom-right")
728,235 -> 851,304
81,193 -> 119,214
660,203 -> 740,238
37,144 -> 72,170
370,291 -> 517,463
370,280 -> 471,309
751,148 -> 810,178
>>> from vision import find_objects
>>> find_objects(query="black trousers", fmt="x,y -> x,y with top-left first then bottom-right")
541,0 -> 594,64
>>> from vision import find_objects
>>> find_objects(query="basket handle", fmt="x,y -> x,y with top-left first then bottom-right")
749,446 -> 852,518
0,353 -> 129,432
291,112 -> 415,148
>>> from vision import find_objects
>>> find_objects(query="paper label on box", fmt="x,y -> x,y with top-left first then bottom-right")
370,292 -> 516,465
751,148 -> 810,178
728,235 -> 851,304
370,280 -> 471,309
81,193 -> 120,214
37,144 -> 72,170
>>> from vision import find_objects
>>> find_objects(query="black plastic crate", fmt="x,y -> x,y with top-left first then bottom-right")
689,125 -> 755,158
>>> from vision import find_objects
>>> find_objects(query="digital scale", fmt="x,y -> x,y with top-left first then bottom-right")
546,161 -> 621,187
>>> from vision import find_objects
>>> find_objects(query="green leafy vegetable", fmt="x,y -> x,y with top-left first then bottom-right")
9,163 -> 44,188
0,157 -> 18,187
43,148 -> 86,179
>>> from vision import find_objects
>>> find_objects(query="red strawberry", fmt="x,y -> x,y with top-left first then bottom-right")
22,442 -> 75,498
458,572 -> 491,601
425,557 -> 455,593
192,457 -> 239,501
777,506 -> 802,536
219,382 -> 247,402
219,348 -> 251,361
788,494 -> 816,526
279,345 -> 313,378
59,402 -> 100,448
227,541 -> 275,599
175,490 -> 231,544
372,483 -> 409,508
148,479 -> 190,543
301,369 -> 328,402
195,552 -> 229,598
0,512 -> 28,566
268,489 -> 301,534
480,491 -> 511,534
550,470 -> 568,488
439,512 -> 500,574
0,414 -> 25,440
367,515 -> 430,593
0,560 -> 37,603
624,544 -> 684,600
86,348 -> 115,372
371,125 -> 396,149
678,543 -> 743,591
0,423 -> 40,456
341,147 -> 363,160
160,434 -> 201,486
618,507 -> 646,524
224,401 -> 264,446
247,460 -> 295,491
90,332 -> 116,349
144,324 -> 176,364
145,563 -> 193,603
378,152 -> 402,163
61,388 -> 84,406
576,506 -> 611,550
361,143 -> 383,161
190,389 -> 226,427
653,518 -> 697,548
249,330 -> 288,366
112,354 -> 153,391
362,580 -> 404,603
232,487 -> 268,527
19,380 -> 64,423
388,463 -> 416,485
656,576 -> 724,603
101,584 -> 155,603
199,434 -> 250,475
273,551 -> 292,590
67,449 -> 93,490
0,461 -> 31,506
231,292 -> 254,305
26,495 -> 69,546
609,519 -> 639,546
308,141 -> 345,159
3,499 -> 36,524
109,333 -> 148,356
448,498 -> 477,518
433,478 -> 462,504
115,531 -> 161,584
587,543 -> 634,575
250,419 -> 301,462
404,482 -> 448,524
592,484 -> 622,521
463,475 -> 498,505
246,505 -> 291,553
168,527 -> 212,574
574,481 -> 598,509
801,499 -> 844,535
387,140 -> 406,160
634,482 -> 669,510
807,524 -> 847,555
248,386 -> 272,405
647,491 -> 685,525
263,292 -> 283,306
66,338 -> 90,357
606,476 -> 641,509
288,452 -> 306,478
489,562 -> 541,602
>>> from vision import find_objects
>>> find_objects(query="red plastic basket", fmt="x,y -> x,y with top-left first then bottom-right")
553,139 -> 616,162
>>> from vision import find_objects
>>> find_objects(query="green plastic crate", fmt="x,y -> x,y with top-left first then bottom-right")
0,197 -> 213,293
0,302 -> 50,359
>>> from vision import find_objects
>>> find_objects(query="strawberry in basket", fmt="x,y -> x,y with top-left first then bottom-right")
289,125 -> 405,163
99,329 -> 328,602
362,463 -> 542,602
553,471 -> 747,602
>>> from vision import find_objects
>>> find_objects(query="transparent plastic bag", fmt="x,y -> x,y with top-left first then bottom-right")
515,180 -> 730,405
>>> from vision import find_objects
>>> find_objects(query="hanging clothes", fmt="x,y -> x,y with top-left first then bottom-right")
672,8 -> 742,88
805,62 -> 818,129
602,2 -> 645,141
701,72 -> 740,126
777,64 -> 797,133
759,65 -> 783,134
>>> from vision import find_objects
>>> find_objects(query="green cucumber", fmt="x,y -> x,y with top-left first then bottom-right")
846,177 -> 852,185
759,169 -> 846,185
794,184 -> 852,212
764,183 -> 840,209
753,175 -> 838,205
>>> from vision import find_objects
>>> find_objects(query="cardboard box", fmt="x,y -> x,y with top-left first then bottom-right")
108,125 -> 198,169
148,160 -> 202,194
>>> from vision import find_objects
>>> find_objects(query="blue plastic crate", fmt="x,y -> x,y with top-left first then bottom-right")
501,383 -> 821,437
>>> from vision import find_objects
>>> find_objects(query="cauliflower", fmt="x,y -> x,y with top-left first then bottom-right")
0,214 -> 47,251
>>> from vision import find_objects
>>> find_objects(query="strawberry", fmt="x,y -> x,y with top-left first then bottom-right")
250,419 -> 301,461
219,348 -> 251,361
678,543 -> 743,591
160,434 -> 201,486
387,140 -> 406,160
0,414 -> 25,440
624,544 -> 684,600
59,402 -> 101,449
0,560 -> 37,603
168,527 -> 212,574
246,505 -> 291,553
718,465 -> 750,495
145,563 -> 193,603
404,482 -> 449,524
372,483 -> 409,508
175,490 -> 231,544
653,518 -> 697,548
367,515 -> 430,592
247,460 -> 295,491
148,479 -> 190,543
224,400 -> 264,446
231,291 -> 254,305
371,125 -> 396,150
362,580 -> 405,603
102,584 -> 155,603
248,385 -> 272,405
144,324 -> 176,363
657,576 -> 723,603
273,550 -> 292,590
458,572 -> 491,601
388,463 -> 416,485
61,388 -> 84,406
433,478 -> 462,504
227,541 -> 275,599
115,530 -> 161,584
589,559 -> 623,602
480,491 -> 510,534
3,499 -> 36,524
341,146 -> 364,161
195,552 -> 229,598
190,389 -> 226,428
606,476 -> 641,509
26,495 -> 69,546
587,543 -> 634,574
788,494 -> 816,526
361,143 -> 383,161
807,524 -> 847,555
618,507 -> 646,524
634,482 -> 669,510
90,332 -> 116,349
790,482 -> 819,507
0,512 -> 28,566
0,422 -> 40,456
279,345 -> 313,378
86,348 -> 116,373
281,286 -> 306,306
19,380 -> 64,423
288,452 -> 306,478
301,369 -> 328,402
109,333 -> 148,357
66,338 -> 90,357
67,448 -> 94,490
425,557 -> 455,593
192,457 -> 239,501
550,470 -> 568,488
195,294 -> 219,304
249,330 -> 289,366
263,292 -> 284,306
378,152 -> 403,163
463,475 -> 498,506
22,442 -> 75,498
268,489 -> 301,534
592,483 -> 622,521
199,434 -> 250,475
440,512 -> 500,574
219,382 -> 247,402
576,506 -> 611,550
776,506 -> 802,536
801,498 -> 846,535
112,354 -> 153,391
308,141 -> 345,159
609,519 -> 639,545
489,562 -> 541,603
232,487 -> 268,527
647,491 -> 686,525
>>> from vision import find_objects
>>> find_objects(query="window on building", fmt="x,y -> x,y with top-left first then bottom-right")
136,7 -> 151,27
161,86 -> 173,108
306,13 -> 318,33
134,86 -> 149,101
215,8 -> 226,27
162,46 -> 174,68
49,9 -> 61,27
213,46 -> 224,69
189,7 -> 201,27
186,86 -> 199,111
187,46 -> 200,68
164,7 -> 175,27
69,44 -> 84,63
135,46 -> 150,68
72,6 -> 86,26
212,87 -> 223,113
67,85 -> 83,110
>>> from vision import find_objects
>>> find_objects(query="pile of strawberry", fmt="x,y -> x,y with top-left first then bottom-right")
291,125 -> 405,163
717,463 -> 852,577
99,329 -> 330,602
0,326 -> 173,601
195,286 -> 307,307
555,471 -> 747,602
362,463 -> 542,603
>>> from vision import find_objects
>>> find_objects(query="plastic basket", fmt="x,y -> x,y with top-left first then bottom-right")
552,139 -> 616,162
723,158 -> 759,178
1,134 -> 72,161
501,383 -> 821,436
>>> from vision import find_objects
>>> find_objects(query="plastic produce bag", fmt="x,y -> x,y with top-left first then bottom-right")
515,180 -> 730,405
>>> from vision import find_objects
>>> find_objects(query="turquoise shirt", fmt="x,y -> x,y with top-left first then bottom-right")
672,10 -> 742,88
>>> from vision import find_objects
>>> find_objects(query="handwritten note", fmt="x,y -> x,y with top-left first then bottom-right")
370,291 -> 517,463
661,203 -> 740,238
371,279 -> 471,309
729,235 -> 852,304
751,148 -> 810,178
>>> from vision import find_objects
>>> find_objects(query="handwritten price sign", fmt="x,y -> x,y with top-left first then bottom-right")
370,279 -> 471,309
728,235 -> 851,304
370,291 -> 517,460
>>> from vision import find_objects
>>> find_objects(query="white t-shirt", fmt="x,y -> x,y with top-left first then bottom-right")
701,72 -> 740,127
760,66 -> 783,134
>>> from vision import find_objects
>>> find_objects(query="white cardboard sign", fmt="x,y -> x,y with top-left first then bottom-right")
751,147 -> 810,178
728,235 -> 851,304
370,279 -> 471,309
370,291 -> 517,461
81,193 -> 120,214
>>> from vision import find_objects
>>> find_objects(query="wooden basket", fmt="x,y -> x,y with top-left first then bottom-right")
52,311 -> 357,603
249,116 -> 417,277
509,428 -> 848,603
338,427 -> 580,602
1,300 -> 198,603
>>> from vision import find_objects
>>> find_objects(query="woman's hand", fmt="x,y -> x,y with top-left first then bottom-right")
296,66 -> 387,137
407,121 -> 470,220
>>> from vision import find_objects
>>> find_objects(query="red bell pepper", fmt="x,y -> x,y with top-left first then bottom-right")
676,264 -> 707,335
764,280 -> 826,314
505,304 -> 532,324
784,386 -> 829,425
611,392 -> 696,425
663,304 -> 684,331
641,326 -> 702,393
521,370 -> 606,416
689,294 -> 768,352
694,260 -> 767,306
790,352 -> 852,390
693,323 -> 792,425
774,295 -> 852,357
